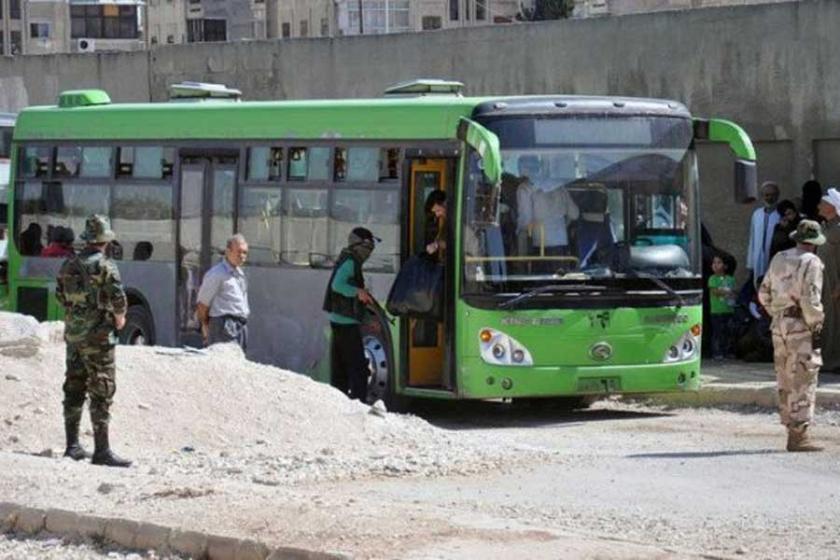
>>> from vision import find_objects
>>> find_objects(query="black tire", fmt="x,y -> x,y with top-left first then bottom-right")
361,305 -> 409,412
119,305 -> 154,346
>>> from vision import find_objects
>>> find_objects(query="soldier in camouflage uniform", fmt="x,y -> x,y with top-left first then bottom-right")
758,219 -> 826,452
56,215 -> 132,467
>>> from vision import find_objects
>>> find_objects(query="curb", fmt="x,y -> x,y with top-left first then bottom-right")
640,383 -> 840,410
0,501 -> 349,560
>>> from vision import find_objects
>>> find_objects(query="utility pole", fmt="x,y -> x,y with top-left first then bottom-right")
358,0 -> 364,34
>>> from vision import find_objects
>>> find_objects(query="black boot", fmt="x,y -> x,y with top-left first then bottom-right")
63,421 -> 91,461
91,426 -> 132,468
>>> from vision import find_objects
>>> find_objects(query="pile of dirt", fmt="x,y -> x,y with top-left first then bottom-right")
0,312 -> 544,484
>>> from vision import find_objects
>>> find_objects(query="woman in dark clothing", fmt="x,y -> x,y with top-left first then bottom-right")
769,199 -> 801,260
801,180 -> 823,223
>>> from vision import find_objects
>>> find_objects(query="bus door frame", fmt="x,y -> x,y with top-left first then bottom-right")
175,148 -> 240,347
401,150 -> 459,392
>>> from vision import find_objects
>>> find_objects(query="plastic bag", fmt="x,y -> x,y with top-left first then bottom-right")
386,255 -> 443,318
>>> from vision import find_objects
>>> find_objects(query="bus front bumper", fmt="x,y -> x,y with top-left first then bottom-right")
456,357 -> 701,399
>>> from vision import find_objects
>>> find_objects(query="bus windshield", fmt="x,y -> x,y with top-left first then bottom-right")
463,114 -> 700,296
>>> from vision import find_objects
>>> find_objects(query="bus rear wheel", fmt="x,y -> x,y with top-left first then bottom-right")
120,305 -> 154,346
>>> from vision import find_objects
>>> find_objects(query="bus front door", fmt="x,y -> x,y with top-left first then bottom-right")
177,154 -> 238,347
406,158 -> 451,389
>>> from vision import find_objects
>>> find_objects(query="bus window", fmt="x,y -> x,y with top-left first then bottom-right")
247,146 -> 283,182
335,147 -> 379,182
288,147 -> 330,181
282,188 -> 328,266
55,147 -> 82,177
118,146 -> 172,179
21,146 -> 50,179
329,187 -> 399,272
14,180 -> 111,257
112,182 -> 175,261
80,147 -> 113,178
239,185 -> 282,265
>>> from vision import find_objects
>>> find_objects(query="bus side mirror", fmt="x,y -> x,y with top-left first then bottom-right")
694,118 -> 757,204
735,159 -> 757,204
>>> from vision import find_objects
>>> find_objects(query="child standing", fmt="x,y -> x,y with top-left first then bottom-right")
709,254 -> 737,360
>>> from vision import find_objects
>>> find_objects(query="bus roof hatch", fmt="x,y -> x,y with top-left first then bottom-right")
58,90 -> 112,108
168,81 -> 242,102
383,79 -> 464,97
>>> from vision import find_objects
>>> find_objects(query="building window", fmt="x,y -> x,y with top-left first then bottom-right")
300,19 -> 308,37
281,22 -> 290,38
10,0 -> 20,20
348,0 -> 410,34
450,0 -> 459,21
476,0 -> 486,20
422,16 -> 442,30
10,30 -> 20,54
320,17 -> 328,37
70,5 -> 138,39
187,18 -> 226,42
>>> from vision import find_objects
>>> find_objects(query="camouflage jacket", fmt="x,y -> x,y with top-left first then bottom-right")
758,247 -> 825,331
56,247 -> 127,345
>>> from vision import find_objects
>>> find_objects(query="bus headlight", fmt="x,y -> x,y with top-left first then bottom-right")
479,328 -> 533,366
663,328 -> 700,363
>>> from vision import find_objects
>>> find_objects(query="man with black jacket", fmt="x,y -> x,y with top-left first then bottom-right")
323,227 -> 378,401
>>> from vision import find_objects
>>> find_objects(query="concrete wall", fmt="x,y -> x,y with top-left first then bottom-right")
2,0 -> 840,280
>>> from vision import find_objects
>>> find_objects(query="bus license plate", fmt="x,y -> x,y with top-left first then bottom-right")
577,377 -> 621,394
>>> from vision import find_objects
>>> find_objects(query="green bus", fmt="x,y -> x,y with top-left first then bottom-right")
2,80 -> 756,405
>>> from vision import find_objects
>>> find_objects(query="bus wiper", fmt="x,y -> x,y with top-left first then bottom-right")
628,270 -> 685,310
498,284 -> 606,309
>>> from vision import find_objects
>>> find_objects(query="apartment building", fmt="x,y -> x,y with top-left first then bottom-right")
1,0 -> 144,56
573,0 -> 795,18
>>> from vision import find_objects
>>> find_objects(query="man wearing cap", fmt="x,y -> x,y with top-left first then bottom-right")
747,181 -> 781,285
56,214 -> 132,467
759,220 -> 826,452
817,188 -> 840,372
196,233 -> 250,350
323,227 -> 378,402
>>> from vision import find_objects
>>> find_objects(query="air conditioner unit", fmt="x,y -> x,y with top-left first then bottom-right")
76,38 -> 96,53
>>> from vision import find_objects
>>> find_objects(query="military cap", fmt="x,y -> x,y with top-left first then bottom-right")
789,219 -> 826,246
79,214 -> 116,243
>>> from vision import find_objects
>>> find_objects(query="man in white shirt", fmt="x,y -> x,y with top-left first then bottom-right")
516,155 -> 579,273
747,181 -> 781,284
196,234 -> 250,350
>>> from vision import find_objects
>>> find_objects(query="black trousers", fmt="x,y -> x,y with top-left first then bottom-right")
331,323 -> 369,402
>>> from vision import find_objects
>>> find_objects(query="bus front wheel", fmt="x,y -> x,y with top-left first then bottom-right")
120,305 -> 154,346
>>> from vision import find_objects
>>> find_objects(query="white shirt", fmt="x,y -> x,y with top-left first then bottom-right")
516,182 -> 580,247
746,206 -> 780,279
197,259 -> 250,319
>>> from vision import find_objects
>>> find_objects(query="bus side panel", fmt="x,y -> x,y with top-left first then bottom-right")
245,266 -> 395,379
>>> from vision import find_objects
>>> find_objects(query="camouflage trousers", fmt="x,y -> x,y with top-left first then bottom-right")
63,342 -> 116,432
771,317 -> 821,427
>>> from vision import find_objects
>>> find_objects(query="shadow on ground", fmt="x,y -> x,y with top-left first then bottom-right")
627,449 -> 784,459
411,399 -> 673,431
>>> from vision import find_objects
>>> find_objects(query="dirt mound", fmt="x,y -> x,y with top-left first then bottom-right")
0,313 -> 539,484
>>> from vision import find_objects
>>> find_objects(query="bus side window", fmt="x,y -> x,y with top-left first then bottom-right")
21,146 -> 51,179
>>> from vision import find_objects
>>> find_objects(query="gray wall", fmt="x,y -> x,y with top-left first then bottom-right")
2,0 -> 840,281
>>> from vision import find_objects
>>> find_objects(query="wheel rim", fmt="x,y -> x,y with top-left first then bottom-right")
125,325 -> 146,346
364,334 -> 389,403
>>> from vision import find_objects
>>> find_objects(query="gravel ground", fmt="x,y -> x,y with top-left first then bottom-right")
0,533 -> 183,559
2,312 -> 839,559
0,312 -> 548,486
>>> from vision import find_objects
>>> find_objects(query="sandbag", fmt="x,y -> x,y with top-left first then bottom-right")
386,255 -> 443,318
